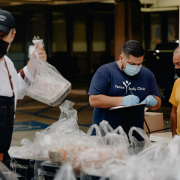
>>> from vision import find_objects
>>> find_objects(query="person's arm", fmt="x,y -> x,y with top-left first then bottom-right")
170,105 -> 177,137
148,96 -> 161,110
88,66 -> 140,108
14,44 -> 47,100
89,94 -> 123,109
89,94 -> 140,109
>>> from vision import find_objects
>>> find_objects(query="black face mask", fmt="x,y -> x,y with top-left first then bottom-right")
0,39 -> 9,59
175,68 -> 180,77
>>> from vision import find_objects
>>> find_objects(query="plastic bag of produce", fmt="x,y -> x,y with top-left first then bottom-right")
25,36 -> 71,106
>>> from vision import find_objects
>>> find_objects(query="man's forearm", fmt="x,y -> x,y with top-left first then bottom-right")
19,68 -> 25,79
89,95 -> 123,109
170,106 -> 177,137
27,60 -> 37,78
171,114 -> 177,136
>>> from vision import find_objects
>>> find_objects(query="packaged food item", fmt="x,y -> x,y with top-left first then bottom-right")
26,37 -> 71,106
48,145 -> 122,172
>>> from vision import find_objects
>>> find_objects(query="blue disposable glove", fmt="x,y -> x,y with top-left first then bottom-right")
123,95 -> 140,106
141,95 -> 157,106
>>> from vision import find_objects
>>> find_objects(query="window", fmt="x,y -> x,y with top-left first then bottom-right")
52,12 -> 67,52
93,18 -> 105,52
150,13 -> 161,49
8,12 -> 24,70
30,12 -> 46,48
168,13 -> 178,42
73,16 -> 87,52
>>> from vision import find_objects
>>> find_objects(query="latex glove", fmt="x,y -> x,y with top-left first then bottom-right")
141,95 -> 157,106
123,95 -> 140,106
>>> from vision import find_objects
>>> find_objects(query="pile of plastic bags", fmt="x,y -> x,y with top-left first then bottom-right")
9,100 -> 180,180
9,100 -> 151,177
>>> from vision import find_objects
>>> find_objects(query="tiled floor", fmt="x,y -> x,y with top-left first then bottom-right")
11,90 -> 172,146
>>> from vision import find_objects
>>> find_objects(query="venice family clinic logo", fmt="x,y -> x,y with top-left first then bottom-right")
123,81 -> 131,94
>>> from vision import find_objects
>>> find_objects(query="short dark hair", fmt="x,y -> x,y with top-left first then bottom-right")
122,40 -> 144,58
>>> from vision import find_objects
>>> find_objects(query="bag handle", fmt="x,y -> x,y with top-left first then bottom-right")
4,58 -> 14,95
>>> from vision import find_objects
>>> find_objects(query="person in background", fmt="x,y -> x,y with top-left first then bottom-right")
169,46 -> 180,137
88,40 -> 161,139
0,9 -> 47,168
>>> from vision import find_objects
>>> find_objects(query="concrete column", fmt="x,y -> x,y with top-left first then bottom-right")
114,2 -> 126,60
114,0 -> 142,60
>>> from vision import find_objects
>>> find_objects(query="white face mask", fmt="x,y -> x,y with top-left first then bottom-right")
123,59 -> 142,76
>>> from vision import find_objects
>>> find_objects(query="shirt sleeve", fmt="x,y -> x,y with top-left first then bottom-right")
149,71 -> 161,98
169,79 -> 178,107
16,66 -> 35,100
15,69 -> 28,100
88,67 -> 110,96
23,66 -> 35,82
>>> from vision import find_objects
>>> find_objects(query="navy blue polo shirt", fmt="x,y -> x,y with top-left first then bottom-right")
88,62 -> 160,139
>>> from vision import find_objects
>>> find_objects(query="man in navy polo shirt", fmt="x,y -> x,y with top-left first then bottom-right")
88,40 -> 161,139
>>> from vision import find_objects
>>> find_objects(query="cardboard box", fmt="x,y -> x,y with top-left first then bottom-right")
144,112 -> 164,134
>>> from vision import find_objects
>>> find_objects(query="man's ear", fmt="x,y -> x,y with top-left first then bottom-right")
119,55 -> 123,63
10,31 -> 15,43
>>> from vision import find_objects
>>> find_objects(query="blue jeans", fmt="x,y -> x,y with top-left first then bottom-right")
0,95 -> 14,169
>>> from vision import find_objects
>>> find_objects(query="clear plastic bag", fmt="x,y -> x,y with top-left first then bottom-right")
54,162 -> 76,180
0,161 -> 18,180
11,100 -> 179,180
25,37 -> 71,106
10,157 -> 35,180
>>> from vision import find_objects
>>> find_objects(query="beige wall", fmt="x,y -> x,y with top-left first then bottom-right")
140,0 -> 179,7
140,0 -> 153,3
158,0 -> 179,7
